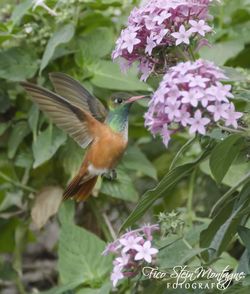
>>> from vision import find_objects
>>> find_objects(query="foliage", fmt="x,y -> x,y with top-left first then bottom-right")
0,0 -> 250,293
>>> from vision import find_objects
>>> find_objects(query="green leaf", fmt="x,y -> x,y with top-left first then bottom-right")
11,0 -> 33,26
32,126 -> 67,168
0,122 -> 10,136
91,60 -> 152,91
59,139 -> 83,178
58,201 -> 75,226
101,167 -> 138,202
0,47 -> 38,81
40,23 -> 75,73
8,121 -> 30,159
28,104 -> 39,141
58,209 -> 112,285
76,283 -> 111,294
40,280 -> 83,294
121,145 -> 157,180
120,150 -> 210,231
209,134 -> 244,183
200,40 -> 245,66
201,183 -> 250,262
77,27 -> 114,64
238,226 -> 250,252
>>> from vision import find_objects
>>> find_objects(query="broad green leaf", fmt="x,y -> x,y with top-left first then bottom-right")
200,40 -> 245,66
0,47 -> 38,81
121,145 -> 157,180
201,183 -> 250,262
40,280 -> 83,294
76,283 -> 111,294
40,23 -> 75,73
59,139 -> 83,178
101,167 -> 138,202
58,201 -> 75,226
0,191 -> 23,212
31,186 -> 63,229
8,121 -> 30,159
32,126 -> 67,168
77,27 -> 114,65
120,150 -> 210,231
209,134 -> 244,183
91,60 -> 152,91
15,150 -> 33,168
58,217 -> 112,285
159,224 -> 208,268
11,0 -> 33,26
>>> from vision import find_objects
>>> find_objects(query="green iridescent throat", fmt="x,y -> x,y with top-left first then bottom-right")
106,104 -> 130,133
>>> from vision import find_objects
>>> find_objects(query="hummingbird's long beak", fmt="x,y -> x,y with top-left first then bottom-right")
125,95 -> 146,104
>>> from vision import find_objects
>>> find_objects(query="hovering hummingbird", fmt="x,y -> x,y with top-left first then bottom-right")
21,73 -> 144,201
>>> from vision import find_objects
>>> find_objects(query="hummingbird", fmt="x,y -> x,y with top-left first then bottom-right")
21,73 -> 144,201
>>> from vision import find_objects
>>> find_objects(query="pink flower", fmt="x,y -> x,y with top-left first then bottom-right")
120,235 -> 143,253
134,241 -> 159,263
225,103 -> 243,128
181,89 -> 203,107
145,35 -> 157,55
145,59 -> 242,146
112,0 -> 213,80
121,32 -> 141,54
153,10 -> 171,25
104,224 -> 159,287
188,110 -> 210,135
114,253 -> 130,268
165,101 -> 181,120
188,20 -> 212,36
207,102 -> 229,121
189,75 -> 209,88
111,267 -> 124,287
171,25 -> 191,45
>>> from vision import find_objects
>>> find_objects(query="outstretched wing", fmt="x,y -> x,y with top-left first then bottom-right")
21,82 -> 101,148
49,72 -> 107,122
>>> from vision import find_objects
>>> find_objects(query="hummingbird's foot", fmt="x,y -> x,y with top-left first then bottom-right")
101,169 -> 117,181
110,169 -> 117,180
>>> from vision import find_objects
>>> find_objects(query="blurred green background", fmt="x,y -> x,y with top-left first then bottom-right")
0,0 -> 250,293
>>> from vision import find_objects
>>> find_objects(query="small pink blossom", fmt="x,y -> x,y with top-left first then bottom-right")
188,110 -> 210,135
111,267 -> 124,287
225,103 -> 243,128
121,32 -> 141,54
171,25 -> 191,45
120,235 -> 143,253
134,241 -> 159,263
188,20 -> 212,36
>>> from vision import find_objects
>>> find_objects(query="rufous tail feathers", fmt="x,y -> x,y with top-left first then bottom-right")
63,173 -> 98,202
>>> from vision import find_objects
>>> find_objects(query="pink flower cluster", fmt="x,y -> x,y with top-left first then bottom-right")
145,59 -> 243,146
103,224 -> 159,287
112,0 -> 212,81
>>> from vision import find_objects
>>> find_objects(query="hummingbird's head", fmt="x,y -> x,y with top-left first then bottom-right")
108,93 -> 145,111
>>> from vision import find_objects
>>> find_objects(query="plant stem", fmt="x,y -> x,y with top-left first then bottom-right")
0,171 -> 36,193
187,168 -> 197,226
169,137 -> 196,170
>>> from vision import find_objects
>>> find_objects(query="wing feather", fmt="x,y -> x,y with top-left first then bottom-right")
21,82 -> 100,148
49,72 -> 107,122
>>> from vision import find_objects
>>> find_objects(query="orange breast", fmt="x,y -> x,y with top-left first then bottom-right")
83,124 -> 127,170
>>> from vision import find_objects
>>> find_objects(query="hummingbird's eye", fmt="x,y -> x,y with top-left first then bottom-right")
115,97 -> 123,104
